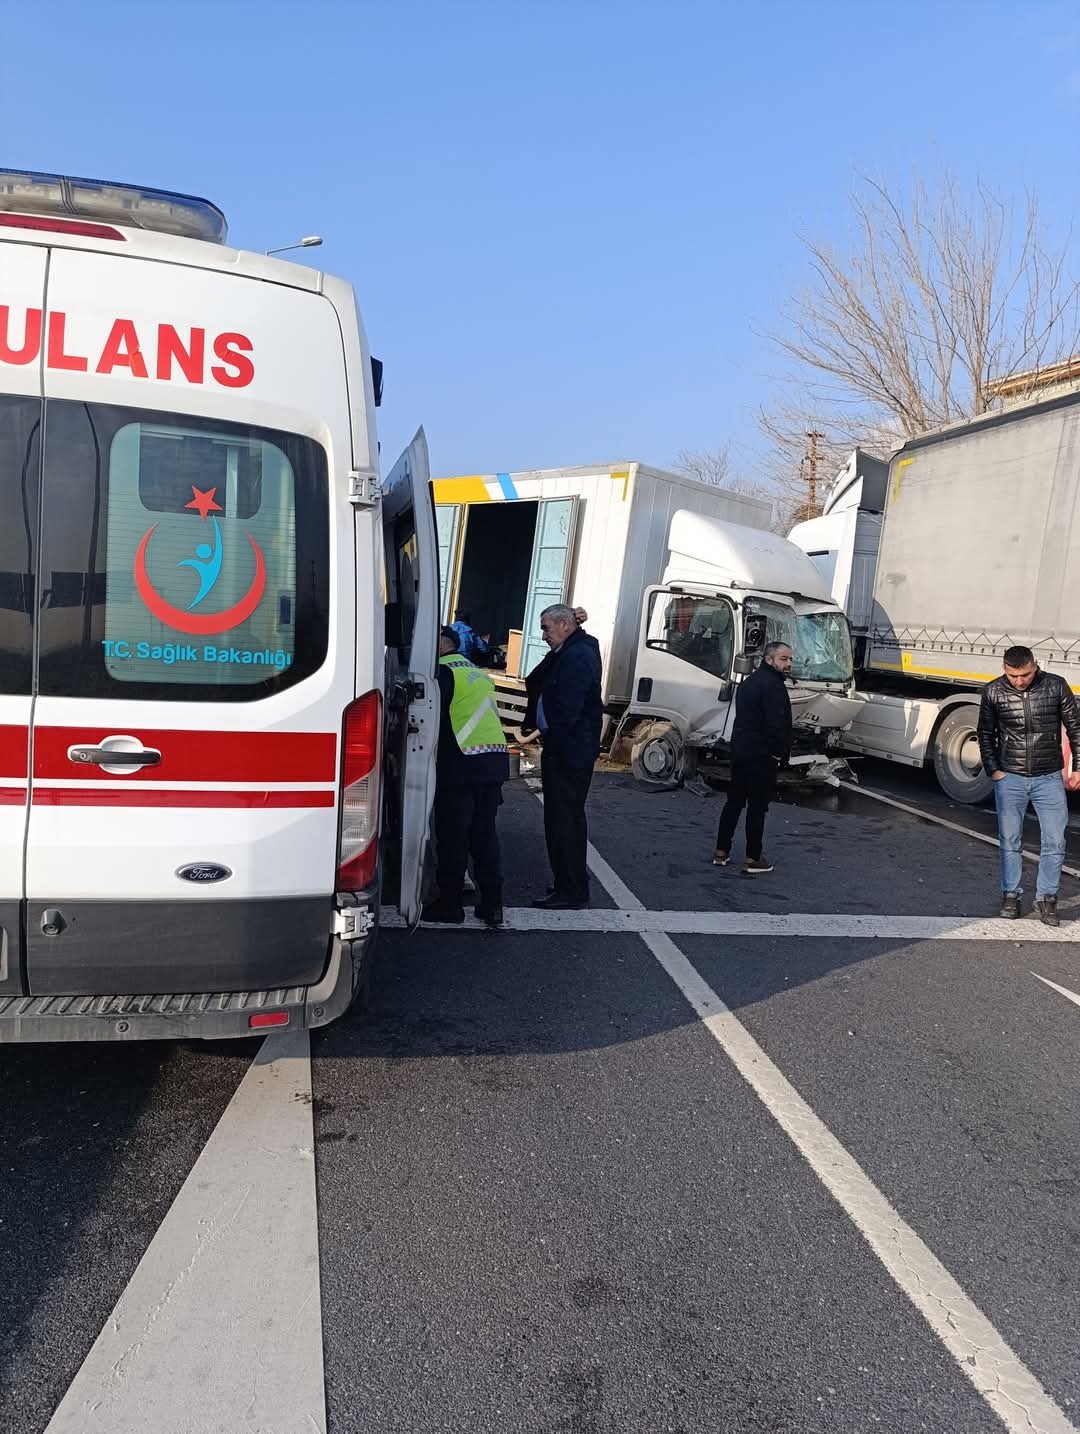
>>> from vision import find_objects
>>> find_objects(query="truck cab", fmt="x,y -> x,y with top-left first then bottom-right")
620,511 -> 862,786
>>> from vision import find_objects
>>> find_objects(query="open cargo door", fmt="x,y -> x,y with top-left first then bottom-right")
519,497 -> 579,676
381,429 -> 440,927
435,501 -> 463,622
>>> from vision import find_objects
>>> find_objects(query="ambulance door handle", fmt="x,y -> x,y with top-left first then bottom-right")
68,744 -> 162,768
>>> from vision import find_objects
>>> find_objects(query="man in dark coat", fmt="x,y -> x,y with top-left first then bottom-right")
713,641 -> 793,874
977,644 -> 1080,926
521,604 -> 602,908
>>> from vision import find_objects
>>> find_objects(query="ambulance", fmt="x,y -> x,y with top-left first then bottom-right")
0,171 -> 440,1042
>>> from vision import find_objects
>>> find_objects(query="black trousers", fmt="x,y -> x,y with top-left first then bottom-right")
715,756 -> 777,860
434,781 -> 503,909
541,750 -> 593,902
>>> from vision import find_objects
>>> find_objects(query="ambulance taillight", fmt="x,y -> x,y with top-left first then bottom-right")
337,692 -> 383,891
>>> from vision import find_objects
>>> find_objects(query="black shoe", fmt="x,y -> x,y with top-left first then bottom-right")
421,901 -> 465,926
475,905 -> 505,929
1036,896 -> 1060,928
531,892 -> 588,911
999,893 -> 1021,920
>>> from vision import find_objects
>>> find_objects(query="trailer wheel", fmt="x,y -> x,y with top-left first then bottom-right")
932,707 -> 993,804
631,722 -> 684,788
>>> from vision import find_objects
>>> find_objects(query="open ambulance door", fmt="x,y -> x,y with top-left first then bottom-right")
0,243 -> 46,1005
381,429 -> 440,928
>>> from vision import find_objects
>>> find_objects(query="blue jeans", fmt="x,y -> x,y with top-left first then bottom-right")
993,772 -> 1068,898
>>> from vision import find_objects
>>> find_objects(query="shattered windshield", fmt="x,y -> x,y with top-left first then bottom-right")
745,599 -> 853,683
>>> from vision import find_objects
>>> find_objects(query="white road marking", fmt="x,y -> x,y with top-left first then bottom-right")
390,906 -> 1080,941
643,928 -> 1078,1434
523,790 -> 1080,1434
1033,973 -> 1080,1010
843,781 -> 1080,882
46,1031 -> 325,1434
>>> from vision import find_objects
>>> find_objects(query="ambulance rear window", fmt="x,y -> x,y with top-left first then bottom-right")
36,402 -> 329,701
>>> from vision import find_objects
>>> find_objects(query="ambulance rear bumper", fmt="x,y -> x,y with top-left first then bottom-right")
0,932 -> 364,1044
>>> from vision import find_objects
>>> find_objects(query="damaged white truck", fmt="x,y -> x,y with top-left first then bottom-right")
432,462 -> 861,790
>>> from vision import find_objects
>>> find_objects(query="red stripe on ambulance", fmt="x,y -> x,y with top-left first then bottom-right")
31,787 -> 334,809
0,725 -> 28,777
33,728 -> 337,783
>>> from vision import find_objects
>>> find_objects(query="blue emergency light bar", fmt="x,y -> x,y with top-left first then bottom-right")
0,169 -> 228,244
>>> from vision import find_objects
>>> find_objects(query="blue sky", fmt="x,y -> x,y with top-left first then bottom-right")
7,0 -> 1080,478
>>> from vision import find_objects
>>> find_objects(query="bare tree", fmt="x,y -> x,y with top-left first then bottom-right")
674,445 -> 777,501
673,446 -> 792,532
674,446 -> 735,487
770,174 -> 1080,441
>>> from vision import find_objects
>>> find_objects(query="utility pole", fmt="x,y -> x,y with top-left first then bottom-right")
805,430 -> 824,518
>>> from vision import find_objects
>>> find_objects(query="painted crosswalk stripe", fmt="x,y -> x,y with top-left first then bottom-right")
395,906 -> 1080,940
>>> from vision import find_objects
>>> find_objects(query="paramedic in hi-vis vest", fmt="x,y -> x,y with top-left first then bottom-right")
424,626 -> 510,928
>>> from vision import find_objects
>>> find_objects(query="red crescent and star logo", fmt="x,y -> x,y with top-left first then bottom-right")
133,485 -> 266,636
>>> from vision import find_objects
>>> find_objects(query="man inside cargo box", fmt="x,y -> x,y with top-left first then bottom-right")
450,609 -> 491,665
423,627 -> 509,929
713,641 -> 793,875
977,645 -> 1080,927
523,605 -> 602,909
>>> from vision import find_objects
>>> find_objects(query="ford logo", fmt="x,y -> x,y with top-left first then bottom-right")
176,863 -> 233,884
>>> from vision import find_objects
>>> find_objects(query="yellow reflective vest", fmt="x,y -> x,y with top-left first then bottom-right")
439,654 -> 508,756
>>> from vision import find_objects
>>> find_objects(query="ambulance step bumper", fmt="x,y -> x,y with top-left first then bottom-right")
0,933 -> 363,1044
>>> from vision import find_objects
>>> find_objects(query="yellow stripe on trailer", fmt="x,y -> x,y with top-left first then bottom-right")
432,475 -> 494,504
892,456 -> 914,502
896,651 -> 1080,693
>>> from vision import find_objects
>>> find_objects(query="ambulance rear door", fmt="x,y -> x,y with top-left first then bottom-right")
24,246 -> 356,998
380,429 -> 440,928
0,243 -> 45,1000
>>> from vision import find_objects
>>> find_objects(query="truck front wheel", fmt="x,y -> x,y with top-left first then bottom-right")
631,721 -> 685,788
932,707 -> 993,804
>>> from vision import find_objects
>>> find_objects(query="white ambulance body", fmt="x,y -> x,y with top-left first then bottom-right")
0,172 -> 439,1042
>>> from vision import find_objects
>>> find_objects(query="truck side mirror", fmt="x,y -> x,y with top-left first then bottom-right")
732,654 -> 754,676
743,614 -> 768,655
716,679 -> 734,702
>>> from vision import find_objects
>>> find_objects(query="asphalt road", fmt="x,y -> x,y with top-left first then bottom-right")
2,770 -> 1079,1433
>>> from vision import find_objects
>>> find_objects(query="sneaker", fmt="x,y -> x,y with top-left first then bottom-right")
999,893 -> 1021,920
1036,896 -> 1060,928
420,901 -> 465,926
713,848 -> 730,866
474,904 -> 505,929
743,856 -> 774,874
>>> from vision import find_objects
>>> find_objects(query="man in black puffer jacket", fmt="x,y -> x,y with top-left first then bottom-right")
977,645 -> 1080,925
713,641 -> 793,874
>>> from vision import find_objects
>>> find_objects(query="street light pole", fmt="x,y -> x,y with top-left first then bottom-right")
265,235 -> 323,256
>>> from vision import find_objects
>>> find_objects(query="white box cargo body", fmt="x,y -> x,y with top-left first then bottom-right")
433,462 -> 770,711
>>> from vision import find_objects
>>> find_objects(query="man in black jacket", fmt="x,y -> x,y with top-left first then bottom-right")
522,605 -> 602,909
977,645 -> 1080,926
713,641 -> 793,874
